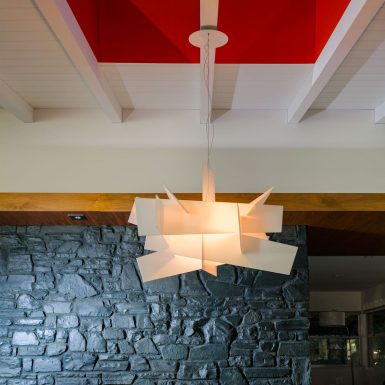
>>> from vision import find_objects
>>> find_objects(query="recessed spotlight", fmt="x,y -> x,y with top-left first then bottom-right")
68,213 -> 87,221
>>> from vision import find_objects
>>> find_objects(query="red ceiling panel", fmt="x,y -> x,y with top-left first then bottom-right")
315,0 -> 351,59
67,0 -> 350,64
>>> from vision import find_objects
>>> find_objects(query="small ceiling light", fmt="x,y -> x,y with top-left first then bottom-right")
68,213 -> 87,221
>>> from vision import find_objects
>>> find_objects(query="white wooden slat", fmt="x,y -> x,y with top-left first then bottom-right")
0,19 -> 47,31
0,58 -> 72,66
0,30 -> 55,41
6,79 -> 85,87
0,7 -> 39,20
19,93 -> 96,100
333,73 -> 385,81
101,63 -> 200,81
0,65 -> 77,74
0,51 -> 65,60
8,86 -> 93,93
0,41 -> 62,50
23,99 -> 96,108
0,0 -> 35,7
0,73 -> 84,82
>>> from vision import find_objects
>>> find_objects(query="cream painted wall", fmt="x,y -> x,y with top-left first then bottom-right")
362,283 -> 385,311
1,108 -> 385,192
310,291 -> 362,312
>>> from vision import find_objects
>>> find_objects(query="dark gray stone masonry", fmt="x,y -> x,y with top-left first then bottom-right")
0,225 -> 309,384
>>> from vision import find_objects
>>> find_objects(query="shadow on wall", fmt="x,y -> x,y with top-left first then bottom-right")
0,225 -> 309,384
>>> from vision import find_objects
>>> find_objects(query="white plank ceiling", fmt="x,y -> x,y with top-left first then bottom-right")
212,64 -> 313,109
1,0 -> 385,116
100,63 -> 201,110
100,63 -> 313,110
0,0 -> 97,108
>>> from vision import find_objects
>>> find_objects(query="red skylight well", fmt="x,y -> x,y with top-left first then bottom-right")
68,0 -> 350,64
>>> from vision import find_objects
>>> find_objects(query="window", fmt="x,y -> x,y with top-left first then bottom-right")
310,312 -> 360,365
368,308 -> 385,366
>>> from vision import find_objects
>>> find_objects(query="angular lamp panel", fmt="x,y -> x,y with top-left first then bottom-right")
129,169 -> 297,282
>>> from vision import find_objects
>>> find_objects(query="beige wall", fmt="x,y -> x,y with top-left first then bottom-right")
1,108 -> 385,192
362,283 -> 385,311
310,291 -> 362,312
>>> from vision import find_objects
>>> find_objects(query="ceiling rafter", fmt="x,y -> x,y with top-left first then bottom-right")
33,0 -> 122,123
191,0 -> 227,123
0,80 -> 34,123
288,0 -> 384,123
374,99 -> 385,123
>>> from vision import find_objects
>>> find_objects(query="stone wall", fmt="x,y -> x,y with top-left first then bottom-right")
0,225 -> 309,385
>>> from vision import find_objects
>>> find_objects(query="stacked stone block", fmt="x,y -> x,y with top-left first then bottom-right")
0,225 -> 309,384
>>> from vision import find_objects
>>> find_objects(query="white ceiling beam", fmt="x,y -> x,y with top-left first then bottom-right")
200,0 -> 219,124
288,0 -> 384,123
190,0 -> 228,124
201,0 -> 219,27
0,80 -> 34,123
33,0 -> 122,123
375,101 -> 385,123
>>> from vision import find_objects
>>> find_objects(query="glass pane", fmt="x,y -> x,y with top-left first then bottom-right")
369,336 -> 385,366
310,312 -> 360,365
346,314 -> 359,336
347,338 -> 359,364
373,310 -> 385,335
310,336 -> 359,365
368,308 -> 385,366
328,337 -> 347,364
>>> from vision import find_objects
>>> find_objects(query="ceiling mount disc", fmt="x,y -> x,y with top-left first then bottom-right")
189,29 -> 228,49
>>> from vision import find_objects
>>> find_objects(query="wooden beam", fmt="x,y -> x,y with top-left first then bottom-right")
1,193 -> 385,254
0,80 -> 34,123
0,193 -> 384,212
33,0 -> 122,123
288,0 -> 384,123
1,193 -> 384,256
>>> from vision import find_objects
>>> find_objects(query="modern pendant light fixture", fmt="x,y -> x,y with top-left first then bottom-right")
129,171 -> 298,282
128,0 -> 298,282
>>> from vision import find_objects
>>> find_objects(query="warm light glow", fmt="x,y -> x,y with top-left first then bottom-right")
129,168 -> 298,282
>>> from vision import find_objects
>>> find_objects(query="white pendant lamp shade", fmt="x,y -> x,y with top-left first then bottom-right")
129,168 -> 298,282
